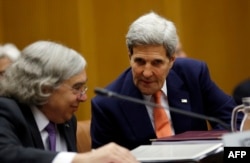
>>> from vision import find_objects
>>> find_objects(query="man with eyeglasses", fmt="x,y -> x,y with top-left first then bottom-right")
62,83 -> 88,98
0,41 -> 138,163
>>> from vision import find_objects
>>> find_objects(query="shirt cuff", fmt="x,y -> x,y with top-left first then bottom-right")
52,152 -> 77,163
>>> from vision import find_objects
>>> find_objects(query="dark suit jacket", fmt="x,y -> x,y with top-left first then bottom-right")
91,58 -> 242,150
0,97 -> 77,163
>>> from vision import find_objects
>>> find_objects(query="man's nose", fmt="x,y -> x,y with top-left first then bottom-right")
142,65 -> 153,77
77,93 -> 88,102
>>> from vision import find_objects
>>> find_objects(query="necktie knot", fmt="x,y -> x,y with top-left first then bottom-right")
153,91 -> 162,104
45,122 -> 56,134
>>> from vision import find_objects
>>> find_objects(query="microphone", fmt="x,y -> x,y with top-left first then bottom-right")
94,87 -> 231,131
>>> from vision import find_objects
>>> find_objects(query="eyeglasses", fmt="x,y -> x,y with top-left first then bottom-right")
63,84 -> 88,97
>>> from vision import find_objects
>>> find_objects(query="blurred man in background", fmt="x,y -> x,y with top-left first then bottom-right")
175,41 -> 187,58
0,43 -> 20,76
232,78 -> 250,105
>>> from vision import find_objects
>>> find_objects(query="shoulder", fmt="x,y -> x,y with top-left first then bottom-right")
0,97 -> 18,106
168,58 -> 212,84
0,97 -> 21,114
173,58 -> 207,69
172,58 -> 209,75
0,97 -> 30,125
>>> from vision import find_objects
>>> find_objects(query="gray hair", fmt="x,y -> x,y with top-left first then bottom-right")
0,41 -> 86,106
126,12 -> 178,58
0,43 -> 21,61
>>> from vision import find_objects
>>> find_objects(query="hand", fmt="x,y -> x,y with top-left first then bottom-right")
73,142 -> 139,163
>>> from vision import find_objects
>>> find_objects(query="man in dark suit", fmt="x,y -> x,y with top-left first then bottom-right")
91,12 -> 242,150
0,41 -> 138,163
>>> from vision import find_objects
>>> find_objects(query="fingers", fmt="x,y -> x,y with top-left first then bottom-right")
95,142 -> 139,163
73,142 -> 140,163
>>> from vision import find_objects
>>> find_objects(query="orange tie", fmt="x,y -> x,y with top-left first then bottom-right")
153,91 -> 172,138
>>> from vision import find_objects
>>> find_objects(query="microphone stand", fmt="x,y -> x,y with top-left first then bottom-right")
94,87 -> 232,131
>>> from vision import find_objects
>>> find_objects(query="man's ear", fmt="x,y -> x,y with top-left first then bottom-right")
170,55 -> 176,62
42,85 -> 53,94
128,53 -> 132,60
128,48 -> 132,59
169,56 -> 176,68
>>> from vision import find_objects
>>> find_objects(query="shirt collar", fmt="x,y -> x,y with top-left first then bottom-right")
30,105 -> 50,132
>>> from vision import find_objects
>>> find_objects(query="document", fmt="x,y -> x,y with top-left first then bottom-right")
131,143 -> 223,162
223,130 -> 250,146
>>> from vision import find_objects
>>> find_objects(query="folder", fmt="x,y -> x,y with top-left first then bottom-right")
131,143 -> 223,162
151,130 -> 228,145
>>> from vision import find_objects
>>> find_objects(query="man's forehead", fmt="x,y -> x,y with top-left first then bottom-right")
63,70 -> 87,85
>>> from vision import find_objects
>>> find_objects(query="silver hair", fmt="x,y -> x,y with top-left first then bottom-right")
0,41 -> 86,106
126,12 -> 178,58
0,43 -> 21,61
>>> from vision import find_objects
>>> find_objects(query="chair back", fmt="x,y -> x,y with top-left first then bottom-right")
76,120 -> 91,152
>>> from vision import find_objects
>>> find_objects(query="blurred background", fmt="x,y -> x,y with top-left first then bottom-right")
1,0 -> 249,120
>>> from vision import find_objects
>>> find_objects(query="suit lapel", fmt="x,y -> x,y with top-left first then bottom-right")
167,70 -> 191,108
58,118 -> 77,152
20,104 -> 45,149
120,72 -> 156,139
167,70 -> 193,133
